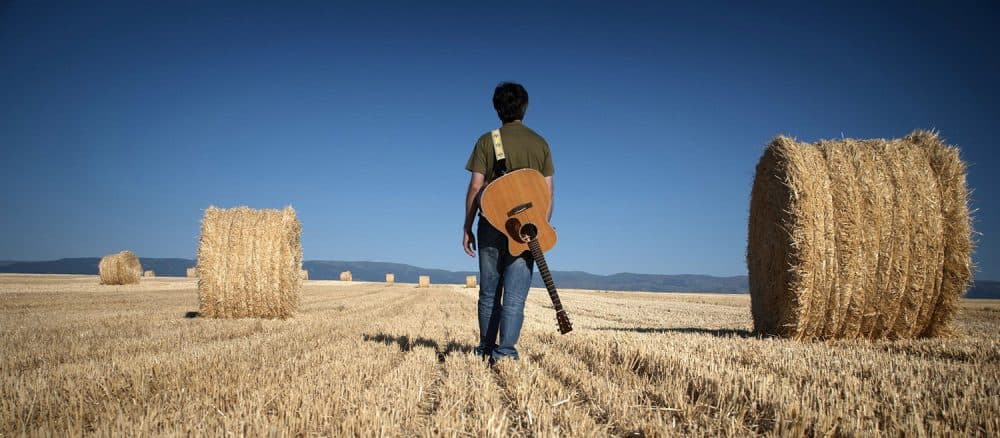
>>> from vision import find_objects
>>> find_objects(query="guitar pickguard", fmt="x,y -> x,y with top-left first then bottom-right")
504,218 -> 525,244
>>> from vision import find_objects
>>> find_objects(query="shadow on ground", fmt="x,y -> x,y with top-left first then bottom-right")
183,311 -> 200,318
592,326 -> 759,338
363,333 -> 475,362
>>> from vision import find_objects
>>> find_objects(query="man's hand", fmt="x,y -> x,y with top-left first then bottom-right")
463,172 -> 485,257
463,228 -> 477,257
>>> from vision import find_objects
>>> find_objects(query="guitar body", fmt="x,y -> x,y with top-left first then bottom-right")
479,169 -> 557,256
480,168 -> 572,334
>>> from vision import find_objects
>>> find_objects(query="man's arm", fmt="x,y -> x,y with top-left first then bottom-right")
546,176 -> 554,222
463,172 -> 486,257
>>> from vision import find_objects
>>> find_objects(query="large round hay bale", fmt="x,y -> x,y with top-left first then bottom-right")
197,206 -> 302,319
466,275 -> 477,288
143,270 -> 156,278
186,267 -> 197,278
747,131 -> 972,340
385,273 -> 395,285
418,275 -> 430,288
339,271 -> 352,281
300,270 -> 309,280
99,251 -> 143,285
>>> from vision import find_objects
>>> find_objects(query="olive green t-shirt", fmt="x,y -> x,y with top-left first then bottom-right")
465,122 -> 554,183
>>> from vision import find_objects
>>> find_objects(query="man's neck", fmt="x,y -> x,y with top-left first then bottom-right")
503,120 -> 523,126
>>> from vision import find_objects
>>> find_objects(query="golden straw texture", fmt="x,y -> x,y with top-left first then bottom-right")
385,273 -> 394,285
747,131 -> 972,340
143,270 -> 156,278
186,267 -> 197,278
197,206 -> 302,319
466,275 -> 477,288
339,271 -> 352,281
98,251 -> 143,285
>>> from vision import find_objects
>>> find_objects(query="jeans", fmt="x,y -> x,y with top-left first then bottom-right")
475,218 -> 534,361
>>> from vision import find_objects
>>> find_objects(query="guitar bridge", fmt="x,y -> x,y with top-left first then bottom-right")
507,202 -> 533,217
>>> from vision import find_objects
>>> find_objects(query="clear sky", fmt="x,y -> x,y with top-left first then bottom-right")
1,2 -> 997,278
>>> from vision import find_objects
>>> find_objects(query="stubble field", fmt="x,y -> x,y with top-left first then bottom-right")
1,274 -> 998,436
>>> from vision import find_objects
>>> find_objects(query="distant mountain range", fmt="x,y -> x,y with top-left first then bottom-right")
0,258 -> 997,298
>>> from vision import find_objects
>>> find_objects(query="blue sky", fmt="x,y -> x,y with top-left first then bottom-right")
1,1 -> 997,278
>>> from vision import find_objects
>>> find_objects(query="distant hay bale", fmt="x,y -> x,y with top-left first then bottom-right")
466,275 -> 477,288
186,267 -> 197,278
143,270 -> 155,278
197,206 -> 302,319
340,271 -> 352,281
386,273 -> 394,285
747,130 -> 972,340
300,270 -> 308,280
99,251 -> 142,285
418,275 -> 430,288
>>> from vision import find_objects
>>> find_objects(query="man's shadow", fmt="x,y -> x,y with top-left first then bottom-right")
363,333 -> 475,363
592,326 -> 758,338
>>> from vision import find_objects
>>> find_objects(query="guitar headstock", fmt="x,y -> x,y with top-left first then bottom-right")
556,310 -> 573,334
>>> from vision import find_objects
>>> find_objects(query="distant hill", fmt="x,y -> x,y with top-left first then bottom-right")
966,280 -> 1000,299
1,258 -> 997,298
0,258 -> 194,277
302,260 -> 478,286
299,262 -> 748,292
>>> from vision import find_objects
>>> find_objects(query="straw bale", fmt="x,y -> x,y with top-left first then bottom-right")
300,270 -> 309,280
340,271 -> 352,281
186,267 -> 197,278
386,273 -> 395,285
466,275 -> 477,288
418,275 -> 430,288
909,131 -> 972,337
197,206 -> 302,319
143,270 -> 156,278
747,131 -> 971,339
99,251 -> 142,285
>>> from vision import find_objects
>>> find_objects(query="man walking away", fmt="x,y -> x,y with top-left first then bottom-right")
462,82 -> 555,364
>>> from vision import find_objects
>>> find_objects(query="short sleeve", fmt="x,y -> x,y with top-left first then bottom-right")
541,142 -> 554,177
465,137 -> 489,174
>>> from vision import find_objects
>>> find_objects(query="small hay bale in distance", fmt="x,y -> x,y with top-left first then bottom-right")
300,270 -> 309,280
99,250 -> 143,285
385,273 -> 394,285
197,206 -> 302,319
186,267 -> 197,278
418,275 -> 430,288
339,271 -> 352,281
747,130 -> 972,340
143,270 -> 156,278
466,275 -> 477,288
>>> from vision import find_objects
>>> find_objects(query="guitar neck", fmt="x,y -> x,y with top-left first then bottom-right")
527,239 -> 565,312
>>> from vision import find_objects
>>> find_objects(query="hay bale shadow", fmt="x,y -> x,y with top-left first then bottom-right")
592,326 -> 758,338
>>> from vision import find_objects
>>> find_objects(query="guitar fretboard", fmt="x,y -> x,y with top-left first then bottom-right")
528,239 -> 565,312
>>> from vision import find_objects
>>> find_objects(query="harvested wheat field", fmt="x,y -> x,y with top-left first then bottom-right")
1,274 -> 997,436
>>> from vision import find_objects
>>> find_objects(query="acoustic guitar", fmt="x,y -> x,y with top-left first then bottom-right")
480,168 -> 573,334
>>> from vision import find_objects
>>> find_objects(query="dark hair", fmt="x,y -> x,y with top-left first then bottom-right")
492,82 -> 528,123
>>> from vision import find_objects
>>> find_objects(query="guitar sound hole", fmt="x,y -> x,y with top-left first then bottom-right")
505,219 -> 524,243
520,223 -> 538,241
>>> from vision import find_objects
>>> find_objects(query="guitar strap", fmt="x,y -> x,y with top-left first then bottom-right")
490,129 -> 508,176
